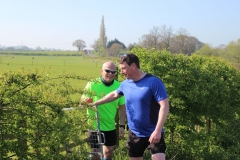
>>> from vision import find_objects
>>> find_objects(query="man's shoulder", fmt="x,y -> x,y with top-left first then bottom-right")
144,74 -> 162,81
145,73 -> 156,78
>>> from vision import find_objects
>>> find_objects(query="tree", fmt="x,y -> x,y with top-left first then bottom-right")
98,16 -> 107,56
90,39 -> 99,52
226,38 -> 240,63
170,28 -> 204,54
193,44 -> 220,56
138,25 -> 173,51
35,46 -> 42,51
138,26 -> 161,49
138,26 -> 203,54
138,34 -> 155,49
159,25 -> 173,50
148,26 -> 161,49
170,28 -> 189,54
107,38 -> 126,49
127,43 -> 137,51
108,43 -> 124,57
72,39 -> 86,51
184,36 -> 204,55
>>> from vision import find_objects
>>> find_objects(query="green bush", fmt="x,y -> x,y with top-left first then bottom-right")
0,69 -> 92,159
131,47 -> 240,159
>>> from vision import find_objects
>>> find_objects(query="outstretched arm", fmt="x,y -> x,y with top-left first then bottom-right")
93,90 -> 121,106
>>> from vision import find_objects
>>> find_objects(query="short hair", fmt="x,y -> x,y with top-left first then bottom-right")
119,53 -> 140,68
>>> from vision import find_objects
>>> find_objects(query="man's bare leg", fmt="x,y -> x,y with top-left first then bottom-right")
103,145 -> 115,159
152,153 -> 165,160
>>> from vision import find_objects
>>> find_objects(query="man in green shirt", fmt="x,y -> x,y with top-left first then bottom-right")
81,61 -> 126,160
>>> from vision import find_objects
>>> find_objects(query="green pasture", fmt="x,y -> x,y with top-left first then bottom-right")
0,50 -> 79,55
0,54 -> 117,94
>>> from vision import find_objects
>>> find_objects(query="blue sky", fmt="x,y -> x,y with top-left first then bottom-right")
1,0 -> 240,50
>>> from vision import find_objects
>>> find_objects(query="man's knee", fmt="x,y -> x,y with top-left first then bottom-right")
152,153 -> 165,160
103,145 -> 115,158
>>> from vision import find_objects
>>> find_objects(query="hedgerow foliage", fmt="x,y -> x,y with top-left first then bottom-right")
0,70 -> 94,159
131,47 -> 240,159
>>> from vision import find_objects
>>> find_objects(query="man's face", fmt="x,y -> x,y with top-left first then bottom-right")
101,67 -> 117,82
119,62 -> 132,79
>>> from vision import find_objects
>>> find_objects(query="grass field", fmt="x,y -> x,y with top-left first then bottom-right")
0,54 -> 118,90
0,52 -> 122,101
0,50 -> 79,55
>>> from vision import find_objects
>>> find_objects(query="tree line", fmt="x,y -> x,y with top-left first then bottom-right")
72,17 -> 205,57
72,16 -> 240,68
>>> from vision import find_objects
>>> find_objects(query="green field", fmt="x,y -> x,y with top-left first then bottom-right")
0,50 -> 79,55
0,54 -> 114,89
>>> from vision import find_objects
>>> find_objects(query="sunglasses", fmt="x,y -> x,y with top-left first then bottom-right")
104,69 -> 117,74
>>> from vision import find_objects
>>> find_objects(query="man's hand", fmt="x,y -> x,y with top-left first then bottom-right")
79,98 -> 95,109
149,130 -> 161,144
86,98 -> 92,103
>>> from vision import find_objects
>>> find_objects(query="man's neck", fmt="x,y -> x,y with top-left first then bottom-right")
100,77 -> 114,86
132,70 -> 146,81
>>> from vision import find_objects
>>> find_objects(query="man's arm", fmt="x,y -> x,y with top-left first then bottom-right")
149,98 -> 169,143
155,98 -> 169,131
93,90 -> 121,106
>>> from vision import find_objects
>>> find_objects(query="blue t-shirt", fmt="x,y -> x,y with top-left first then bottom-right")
116,74 -> 168,137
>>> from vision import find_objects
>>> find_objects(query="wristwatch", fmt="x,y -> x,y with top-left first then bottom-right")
119,125 -> 125,129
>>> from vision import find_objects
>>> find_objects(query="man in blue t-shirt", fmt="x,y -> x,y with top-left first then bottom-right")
93,54 -> 170,160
